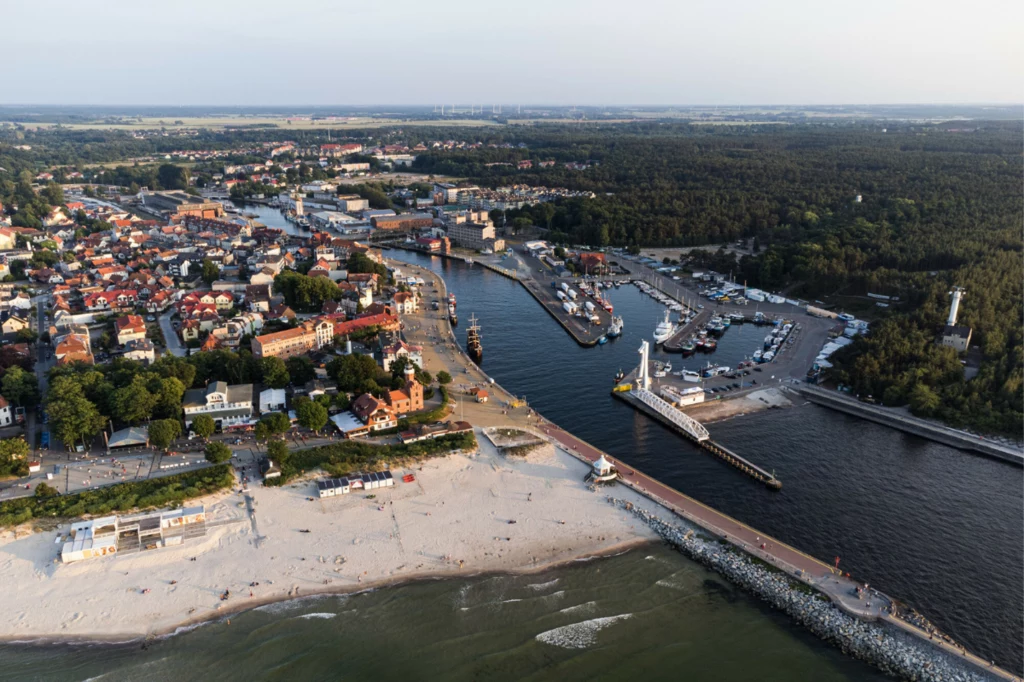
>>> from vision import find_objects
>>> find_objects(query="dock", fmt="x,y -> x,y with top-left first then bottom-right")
613,388 -> 782,490
519,277 -> 612,346
661,309 -> 711,352
614,341 -> 782,490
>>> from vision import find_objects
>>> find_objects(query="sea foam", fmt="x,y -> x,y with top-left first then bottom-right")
535,614 -> 632,649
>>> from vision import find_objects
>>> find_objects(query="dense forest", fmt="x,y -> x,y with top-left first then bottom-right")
412,123 -> 1023,435
2,121 -> 1020,435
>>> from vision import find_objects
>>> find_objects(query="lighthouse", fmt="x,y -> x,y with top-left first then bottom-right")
947,287 -> 964,327
939,287 -> 971,352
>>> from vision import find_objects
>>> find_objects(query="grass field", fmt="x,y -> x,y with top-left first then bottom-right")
14,116 -> 502,131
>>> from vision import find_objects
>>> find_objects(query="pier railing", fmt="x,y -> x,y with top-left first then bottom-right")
632,387 -> 710,442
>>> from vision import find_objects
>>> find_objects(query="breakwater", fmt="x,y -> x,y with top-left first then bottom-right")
796,385 -> 1023,465
613,499 -> 1008,682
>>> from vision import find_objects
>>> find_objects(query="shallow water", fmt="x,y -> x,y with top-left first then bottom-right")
0,545 -> 891,682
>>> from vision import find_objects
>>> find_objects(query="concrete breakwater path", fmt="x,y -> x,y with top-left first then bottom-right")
797,385 -> 1023,465
391,258 -> 1015,680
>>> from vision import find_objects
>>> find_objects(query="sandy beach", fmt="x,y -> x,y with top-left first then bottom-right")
0,432 -> 661,641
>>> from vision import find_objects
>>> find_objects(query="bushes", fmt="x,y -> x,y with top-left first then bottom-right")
0,464 -> 234,528
268,431 -> 476,485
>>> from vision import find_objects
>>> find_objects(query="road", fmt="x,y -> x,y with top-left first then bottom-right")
159,311 -> 187,357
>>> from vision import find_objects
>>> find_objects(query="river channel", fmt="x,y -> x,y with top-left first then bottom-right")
387,248 -> 1023,673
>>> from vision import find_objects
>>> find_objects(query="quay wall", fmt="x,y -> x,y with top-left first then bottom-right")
388,244 -> 598,345
796,386 -> 1023,466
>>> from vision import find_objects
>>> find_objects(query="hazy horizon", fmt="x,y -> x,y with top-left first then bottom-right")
5,0 -> 1023,107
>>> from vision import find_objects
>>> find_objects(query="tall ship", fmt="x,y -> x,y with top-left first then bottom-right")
607,315 -> 624,338
653,310 -> 677,344
448,302 -> 458,326
466,314 -> 482,359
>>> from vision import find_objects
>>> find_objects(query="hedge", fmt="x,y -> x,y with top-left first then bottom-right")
0,464 -> 235,528
268,431 -> 476,485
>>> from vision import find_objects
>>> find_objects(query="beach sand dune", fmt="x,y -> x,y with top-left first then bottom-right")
0,432 -> 660,641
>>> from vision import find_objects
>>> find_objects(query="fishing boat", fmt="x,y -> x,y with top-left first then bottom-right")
607,316 -> 624,338
653,310 -> 677,344
614,368 -> 625,383
681,340 -> 696,354
466,314 -> 482,359
448,303 -> 458,326
703,338 -> 718,351
597,335 -> 608,345
448,293 -> 457,309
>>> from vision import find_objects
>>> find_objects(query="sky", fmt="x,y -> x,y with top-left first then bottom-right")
5,0 -> 1022,106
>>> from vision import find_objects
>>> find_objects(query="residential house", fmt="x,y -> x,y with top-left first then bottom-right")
391,291 -> 418,315
251,319 -> 333,360
182,382 -> 253,429
123,338 -> 155,365
114,315 -> 147,345
380,340 -> 423,372
350,393 -> 397,431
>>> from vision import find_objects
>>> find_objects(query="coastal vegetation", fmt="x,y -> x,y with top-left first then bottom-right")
0,464 -> 234,528
264,431 -> 476,484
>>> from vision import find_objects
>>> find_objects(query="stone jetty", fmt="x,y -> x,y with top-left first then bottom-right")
610,497 -> 1002,682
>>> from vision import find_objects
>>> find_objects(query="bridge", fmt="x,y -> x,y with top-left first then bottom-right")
631,387 -> 710,442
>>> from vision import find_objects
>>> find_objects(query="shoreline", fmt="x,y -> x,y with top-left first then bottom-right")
0,436 -> 665,644
0,537 -> 656,647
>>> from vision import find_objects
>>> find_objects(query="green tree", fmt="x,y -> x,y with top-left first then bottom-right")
285,356 -> 315,385
191,414 -> 216,440
201,259 -> 220,286
259,357 -> 290,389
254,421 -> 270,442
908,383 -> 942,417
204,441 -> 232,463
266,438 -> 291,464
1,366 -> 39,406
111,376 -> 159,424
0,437 -> 30,477
260,411 -> 291,436
295,397 -> 329,433
436,371 -> 452,385
48,392 -> 106,450
157,164 -> 191,190
148,419 -> 182,451
153,376 -> 186,419
34,482 -> 59,499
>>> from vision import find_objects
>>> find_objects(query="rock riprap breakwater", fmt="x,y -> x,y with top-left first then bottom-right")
609,498 -> 999,682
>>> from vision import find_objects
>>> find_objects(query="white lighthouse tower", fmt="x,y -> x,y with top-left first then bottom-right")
947,287 -> 965,327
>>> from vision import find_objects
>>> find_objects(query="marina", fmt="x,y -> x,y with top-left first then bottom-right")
388,248 -> 1023,671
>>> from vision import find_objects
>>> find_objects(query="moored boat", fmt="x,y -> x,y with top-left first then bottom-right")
607,315 -> 624,338
466,314 -> 482,359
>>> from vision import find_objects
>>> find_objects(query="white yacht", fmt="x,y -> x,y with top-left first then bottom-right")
607,315 -> 624,338
653,310 -> 677,344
